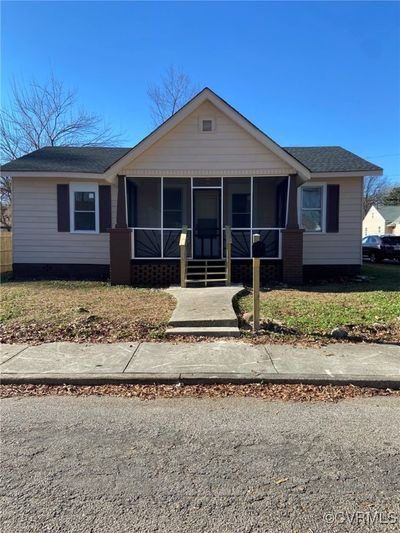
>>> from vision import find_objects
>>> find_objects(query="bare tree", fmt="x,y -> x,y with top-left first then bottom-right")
363,175 -> 389,215
147,66 -> 198,126
0,73 -> 122,229
382,186 -> 400,206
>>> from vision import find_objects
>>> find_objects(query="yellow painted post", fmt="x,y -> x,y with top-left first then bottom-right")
252,233 -> 260,331
0,232 -> 12,275
179,226 -> 188,288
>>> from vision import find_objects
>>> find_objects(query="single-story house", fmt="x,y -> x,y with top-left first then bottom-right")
363,205 -> 400,237
1,88 -> 383,286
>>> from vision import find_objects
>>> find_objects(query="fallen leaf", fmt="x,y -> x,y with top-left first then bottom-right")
274,478 -> 288,485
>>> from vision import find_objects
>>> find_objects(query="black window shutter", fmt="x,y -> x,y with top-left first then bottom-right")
326,185 -> 340,233
57,184 -> 70,232
99,185 -> 112,232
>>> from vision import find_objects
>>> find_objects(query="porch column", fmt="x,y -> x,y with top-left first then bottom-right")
109,175 -> 132,285
281,174 -> 304,284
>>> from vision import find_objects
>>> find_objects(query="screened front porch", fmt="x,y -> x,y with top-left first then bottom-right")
126,176 -> 289,260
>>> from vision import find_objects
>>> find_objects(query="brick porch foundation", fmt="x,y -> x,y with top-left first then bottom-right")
281,228 -> 304,285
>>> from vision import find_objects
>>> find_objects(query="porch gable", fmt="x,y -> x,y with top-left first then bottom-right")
121,101 -> 296,177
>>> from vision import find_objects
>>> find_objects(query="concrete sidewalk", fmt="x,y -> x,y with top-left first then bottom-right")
1,341 -> 399,388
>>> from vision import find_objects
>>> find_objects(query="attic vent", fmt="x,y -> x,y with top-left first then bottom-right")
200,117 -> 214,133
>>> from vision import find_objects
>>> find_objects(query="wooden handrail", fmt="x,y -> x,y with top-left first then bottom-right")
179,225 -> 188,288
225,226 -> 232,286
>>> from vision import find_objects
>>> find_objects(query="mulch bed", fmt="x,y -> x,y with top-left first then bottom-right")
1,383 -> 399,401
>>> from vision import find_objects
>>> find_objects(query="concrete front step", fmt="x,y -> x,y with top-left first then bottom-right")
165,326 -> 240,337
166,285 -> 244,337
169,317 -> 237,327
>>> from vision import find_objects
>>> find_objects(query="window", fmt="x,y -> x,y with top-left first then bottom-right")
199,116 -> 215,133
164,188 -> 182,227
202,119 -> 212,132
300,186 -> 324,232
232,193 -> 250,227
70,184 -> 98,232
223,177 -> 251,228
163,178 -> 191,228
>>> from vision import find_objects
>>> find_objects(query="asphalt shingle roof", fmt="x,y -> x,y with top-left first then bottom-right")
1,146 -> 131,173
2,145 -> 382,174
376,205 -> 400,225
283,146 -> 382,173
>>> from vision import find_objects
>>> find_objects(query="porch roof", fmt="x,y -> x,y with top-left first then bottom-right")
2,145 -> 382,175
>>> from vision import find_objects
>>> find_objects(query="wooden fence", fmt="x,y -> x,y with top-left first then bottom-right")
0,232 -> 12,274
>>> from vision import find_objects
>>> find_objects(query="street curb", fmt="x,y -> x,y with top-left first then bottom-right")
1,373 -> 400,389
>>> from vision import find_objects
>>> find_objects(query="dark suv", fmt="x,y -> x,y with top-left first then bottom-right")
362,235 -> 400,263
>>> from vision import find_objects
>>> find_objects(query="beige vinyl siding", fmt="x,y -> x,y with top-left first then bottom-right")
362,206 -> 389,236
12,177 -> 116,264
391,225 -> 400,236
302,176 -> 363,265
123,101 -> 295,175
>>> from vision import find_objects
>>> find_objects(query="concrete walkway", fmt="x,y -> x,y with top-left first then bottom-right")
165,285 -> 244,337
1,341 -> 399,388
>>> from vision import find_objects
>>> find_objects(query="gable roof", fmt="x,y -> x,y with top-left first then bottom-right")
283,146 -> 382,174
2,144 -> 383,175
376,205 -> 400,225
107,87 -> 312,178
1,87 -> 383,179
1,146 -> 130,174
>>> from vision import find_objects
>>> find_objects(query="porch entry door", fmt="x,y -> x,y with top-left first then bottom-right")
193,189 -> 221,259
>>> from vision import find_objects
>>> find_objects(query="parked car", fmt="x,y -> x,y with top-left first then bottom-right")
362,235 -> 400,263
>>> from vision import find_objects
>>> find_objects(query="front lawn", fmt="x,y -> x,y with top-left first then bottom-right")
0,281 -> 175,344
238,264 -> 400,344
1,264 -> 399,345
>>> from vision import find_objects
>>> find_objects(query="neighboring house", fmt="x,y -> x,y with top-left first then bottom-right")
1,88 -> 383,285
363,205 -> 400,237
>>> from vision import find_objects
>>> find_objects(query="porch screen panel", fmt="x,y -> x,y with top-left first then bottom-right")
162,178 -> 191,258
223,178 -> 251,228
163,230 -> 192,258
127,177 -> 161,228
252,230 -> 280,258
135,230 -> 161,257
231,231 -> 251,257
253,177 -> 288,228
163,178 -> 191,228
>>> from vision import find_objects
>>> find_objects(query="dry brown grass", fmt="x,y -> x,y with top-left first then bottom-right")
0,281 -> 175,344
1,383 -> 399,402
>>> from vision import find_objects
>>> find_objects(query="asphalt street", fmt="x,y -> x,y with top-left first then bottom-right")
1,396 -> 399,532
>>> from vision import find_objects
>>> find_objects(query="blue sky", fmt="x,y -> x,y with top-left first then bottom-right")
2,1 -> 399,182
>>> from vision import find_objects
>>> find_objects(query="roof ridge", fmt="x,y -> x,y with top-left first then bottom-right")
283,145 -> 343,149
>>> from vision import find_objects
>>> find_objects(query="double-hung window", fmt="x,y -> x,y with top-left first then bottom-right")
164,188 -> 183,228
232,193 -> 251,227
300,186 -> 324,232
70,184 -> 99,232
